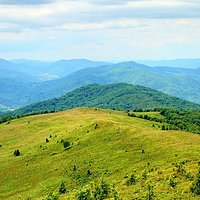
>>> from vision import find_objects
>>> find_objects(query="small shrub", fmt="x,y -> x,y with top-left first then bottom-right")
101,180 -> 110,198
93,180 -> 110,199
59,182 -> 66,194
142,149 -> 145,154
142,171 -> 148,180
46,138 -> 49,143
77,181 -> 115,200
126,174 -> 136,185
87,170 -> 92,176
112,185 -> 119,200
63,140 -> 70,149
145,184 -> 155,200
76,189 -> 91,200
93,186 -> 101,199
191,169 -> 200,195
13,149 -> 20,156
186,172 -> 194,181
175,162 -> 186,175
45,193 -> 59,200
161,125 -> 165,130
94,123 -> 98,129
169,178 -> 177,188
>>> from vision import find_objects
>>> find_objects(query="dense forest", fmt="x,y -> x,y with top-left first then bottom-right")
4,83 -> 200,118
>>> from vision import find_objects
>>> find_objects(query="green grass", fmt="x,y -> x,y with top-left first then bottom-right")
0,108 -> 200,199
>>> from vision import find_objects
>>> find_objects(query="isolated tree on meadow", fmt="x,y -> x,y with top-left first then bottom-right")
13,149 -> 20,156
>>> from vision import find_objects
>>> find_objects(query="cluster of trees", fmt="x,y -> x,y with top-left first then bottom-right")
160,109 -> 200,134
0,114 -> 12,124
128,109 -> 200,134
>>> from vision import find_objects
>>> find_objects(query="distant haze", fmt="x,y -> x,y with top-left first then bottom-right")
137,59 -> 200,69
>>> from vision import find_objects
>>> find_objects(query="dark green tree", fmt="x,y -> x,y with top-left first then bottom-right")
59,182 -> 66,194
63,140 -> 70,149
126,174 -> 136,185
13,149 -> 20,156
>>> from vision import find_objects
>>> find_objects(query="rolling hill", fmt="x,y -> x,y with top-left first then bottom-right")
0,108 -> 200,199
10,83 -> 200,117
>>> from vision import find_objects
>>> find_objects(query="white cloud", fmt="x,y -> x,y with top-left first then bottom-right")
0,0 -> 55,5
0,0 -> 200,60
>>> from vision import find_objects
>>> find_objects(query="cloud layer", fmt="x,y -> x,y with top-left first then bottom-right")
0,0 -> 54,5
0,0 -> 199,60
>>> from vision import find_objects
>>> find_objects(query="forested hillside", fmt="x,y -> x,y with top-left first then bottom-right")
8,83 -> 200,118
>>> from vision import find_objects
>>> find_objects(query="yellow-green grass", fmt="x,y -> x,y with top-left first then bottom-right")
0,108 -> 200,199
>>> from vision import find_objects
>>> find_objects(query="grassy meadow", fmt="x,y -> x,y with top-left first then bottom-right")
0,108 -> 200,199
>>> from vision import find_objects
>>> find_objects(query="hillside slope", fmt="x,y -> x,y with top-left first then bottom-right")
11,83 -> 200,117
0,108 -> 200,199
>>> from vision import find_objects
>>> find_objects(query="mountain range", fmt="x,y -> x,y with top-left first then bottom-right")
0,58 -> 200,112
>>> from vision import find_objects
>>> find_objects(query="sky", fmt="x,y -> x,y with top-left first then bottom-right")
0,0 -> 200,61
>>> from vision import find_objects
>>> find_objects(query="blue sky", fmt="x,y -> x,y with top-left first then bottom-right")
0,0 -> 200,60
